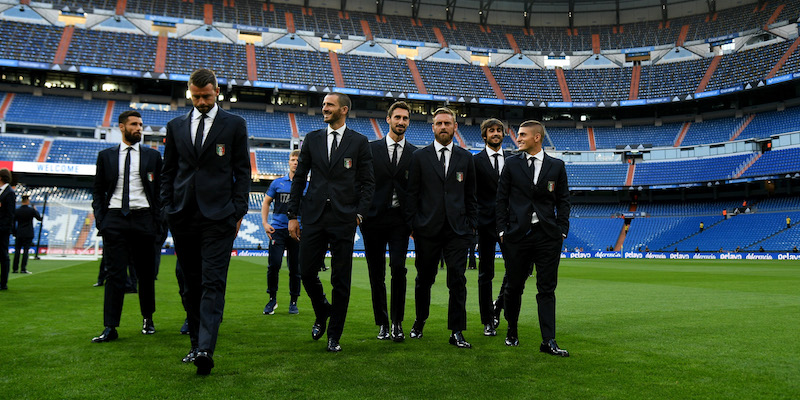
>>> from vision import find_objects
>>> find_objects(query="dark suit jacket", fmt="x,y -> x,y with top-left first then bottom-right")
405,143 -> 477,237
496,152 -> 570,241
92,144 -> 163,231
161,108 -> 251,221
0,185 -> 15,233
13,205 -> 42,239
474,149 -> 507,227
288,127 -> 375,225
366,137 -> 418,218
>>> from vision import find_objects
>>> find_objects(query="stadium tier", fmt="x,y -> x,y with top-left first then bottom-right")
0,134 -> 44,162
565,164 -> 629,187
32,0 -> 796,53
631,153 -> 755,186
7,184 -> 799,252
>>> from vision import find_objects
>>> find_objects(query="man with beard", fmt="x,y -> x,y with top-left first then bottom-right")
405,107 -> 477,348
496,120 -> 570,356
287,92 -> 374,352
162,68 -> 250,374
473,118 -> 510,337
360,101 -> 418,342
91,110 -> 162,343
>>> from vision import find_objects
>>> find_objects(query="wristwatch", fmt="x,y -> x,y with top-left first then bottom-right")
287,211 -> 298,220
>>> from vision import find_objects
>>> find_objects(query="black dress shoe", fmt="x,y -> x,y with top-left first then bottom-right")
391,322 -> 404,342
483,323 -> 497,336
142,318 -> 156,335
449,331 -> 472,348
409,320 -> 425,339
377,324 -> 391,340
327,338 -> 342,352
505,328 -> 519,346
180,319 -> 190,335
492,300 -> 502,329
182,348 -> 198,363
540,339 -> 569,357
194,351 -> 214,375
312,321 -> 327,341
91,327 -> 118,343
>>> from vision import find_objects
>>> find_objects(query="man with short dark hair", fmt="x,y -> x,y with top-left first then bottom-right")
0,168 -> 15,290
13,195 -> 42,274
162,68 -> 251,374
91,110 -> 162,343
261,149 -> 304,315
287,92 -> 374,352
405,107 -> 477,348
361,101 -> 418,342
473,118 -> 509,337
497,120 -> 570,356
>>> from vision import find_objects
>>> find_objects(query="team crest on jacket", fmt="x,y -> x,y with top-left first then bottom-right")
216,144 -> 225,156
547,181 -> 555,192
456,172 -> 464,182
147,172 -> 154,182
344,158 -> 353,169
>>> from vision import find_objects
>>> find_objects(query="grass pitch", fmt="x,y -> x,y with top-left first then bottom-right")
1,256 -> 798,399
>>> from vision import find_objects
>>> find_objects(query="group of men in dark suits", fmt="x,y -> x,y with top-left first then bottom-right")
87,67 -> 569,376
91,68 -> 250,376
284,99 -> 570,355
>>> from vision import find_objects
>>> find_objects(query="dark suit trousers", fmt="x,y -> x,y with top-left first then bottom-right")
267,228 -> 301,299
503,223 -> 562,340
13,237 -> 33,272
361,208 -> 410,326
170,207 -> 237,355
101,210 -> 157,327
0,230 -> 9,288
299,211 -> 356,341
477,224 -> 508,325
413,223 -> 469,331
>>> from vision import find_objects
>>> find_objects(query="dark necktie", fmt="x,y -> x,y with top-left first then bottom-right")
195,113 -> 207,156
439,147 -> 447,175
529,156 -> 537,184
492,153 -> 500,177
121,146 -> 132,216
392,143 -> 399,167
330,131 -> 339,160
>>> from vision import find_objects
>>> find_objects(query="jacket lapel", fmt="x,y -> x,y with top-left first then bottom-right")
329,128 -> 354,169
429,145 -> 445,181
519,152 -> 533,181
200,110 -> 227,158
537,153 -> 553,187
178,112 -> 196,162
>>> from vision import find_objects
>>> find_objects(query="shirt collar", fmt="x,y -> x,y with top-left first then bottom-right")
121,142 -> 141,152
486,146 -> 503,157
525,149 -> 544,161
193,104 -> 218,120
0,183 -> 7,192
433,140 -> 453,153
386,135 -> 405,148
327,124 -> 347,135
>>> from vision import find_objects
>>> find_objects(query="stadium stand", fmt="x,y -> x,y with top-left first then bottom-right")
337,54 -> 416,94
547,127 -> 590,151
681,117 -> 745,146
593,123 -> 680,149
565,163 -> 629,187
563,218 -> 625,252
47,139 -> 114,165
0,20 -> 61,64
740,146 -> 800,178
165,38 -> 248,80
5,93 -> 108,128
0,134 -> 44,162
64,28 -> 158,72
415,61 -> 496,99
631,153 -> 754,186
677,211 -> 800,251
739,107 -> 800,139
624,215 -> 724,252
255,47 -> 337,89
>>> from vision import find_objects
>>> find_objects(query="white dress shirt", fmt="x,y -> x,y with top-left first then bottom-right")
327,123 -> 347,158
386,135 -> 406,208
190,104 -> 218,147
433,140 -> 454,175
526,149 -> 544,225
109,142 -> 150,210
486,146 -> 505,176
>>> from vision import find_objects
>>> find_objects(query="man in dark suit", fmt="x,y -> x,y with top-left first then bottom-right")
161,68 -> 251,374
0,168 -> 15,291
361,101 -> 418,342
91,110 -> 162,343
13,195 -> 42,274
405,107 -> 477,348
496,120 -> 570,356
473,118 -> 510,337
287,92 -> 374,352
